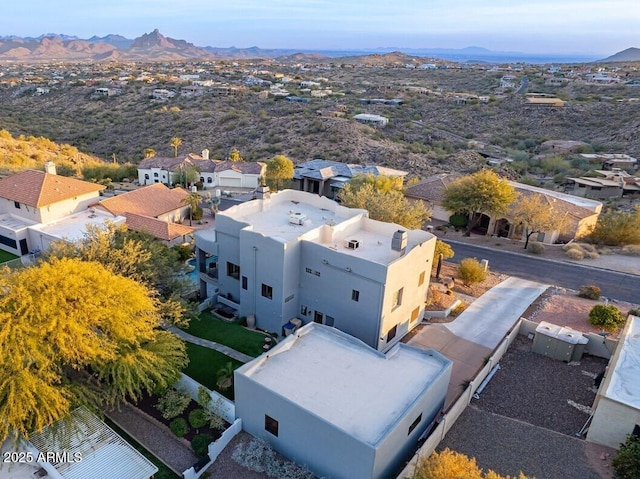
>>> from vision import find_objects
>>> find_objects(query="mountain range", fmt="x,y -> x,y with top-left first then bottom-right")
0,30 -> 637,63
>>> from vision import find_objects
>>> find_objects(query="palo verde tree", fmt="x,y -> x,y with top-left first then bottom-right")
510,193 -> 566,249
0,258 -> 188,442
170,137 -> 183,157
442,170 -> 518,236
587,207 -> 640,246
338,174 -> 432,230
414,448 -> 533,479
45,224 -> 194,327
265,154 -> 294,191
228,147 -> 243,162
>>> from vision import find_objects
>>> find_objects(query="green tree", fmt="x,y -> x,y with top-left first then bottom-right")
588,304 -> 625,332
228,148 -> 243,162
612,434 -> 640,479
587,207 -> 640,246
182,191 -> 202,226
510,193 -> 566,249
442,170 -> 518,236
265,155 -> 294,191
170,137 -> 183,157
434,239 -> 455,262
0,258 -> 188,441
339,174 -> 432,230
45,224 -> 193,327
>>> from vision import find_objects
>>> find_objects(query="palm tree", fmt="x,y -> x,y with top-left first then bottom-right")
181,191 -> 201,226
170,137 -> 182,157
144,148 -> 156,158
216,362 -> 235,391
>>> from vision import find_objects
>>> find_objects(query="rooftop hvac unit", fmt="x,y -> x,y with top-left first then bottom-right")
346,239 -> 360,249
289,212 -> 307,225
391,230 -> 408,252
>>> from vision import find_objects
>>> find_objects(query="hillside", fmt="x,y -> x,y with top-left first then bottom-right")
600,47 -> 640,63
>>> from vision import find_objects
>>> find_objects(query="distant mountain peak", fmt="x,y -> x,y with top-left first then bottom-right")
600,47 -> 640,62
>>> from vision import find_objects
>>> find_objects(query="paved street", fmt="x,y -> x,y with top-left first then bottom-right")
448,241 -> 640,303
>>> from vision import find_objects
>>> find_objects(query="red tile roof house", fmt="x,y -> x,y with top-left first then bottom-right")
96,183 -> 194,246
0,163 -> 124,256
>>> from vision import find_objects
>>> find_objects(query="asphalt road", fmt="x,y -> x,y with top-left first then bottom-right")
447,240 -> 640,304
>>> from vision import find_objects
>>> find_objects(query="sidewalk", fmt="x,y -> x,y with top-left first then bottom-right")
166,326 -> 255,363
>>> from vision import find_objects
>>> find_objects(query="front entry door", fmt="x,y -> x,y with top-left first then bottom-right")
314,311 -> 323,324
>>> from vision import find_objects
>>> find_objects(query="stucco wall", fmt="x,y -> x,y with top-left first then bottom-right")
587,398 -> 640,448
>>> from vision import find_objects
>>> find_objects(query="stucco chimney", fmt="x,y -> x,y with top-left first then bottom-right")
44,161 -> 57,175
256,185 -> 271,200
202,149 -> 210,160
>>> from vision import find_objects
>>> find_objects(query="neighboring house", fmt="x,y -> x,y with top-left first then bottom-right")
235,323 -> 452,479
540,140 -> 590,154
587,315 -> 640,449
137,151 -> 266,189
406,174 -> 602,243
292,159 -> 407,199
96,183 -> 193,246
353,113 -> 389,127
194,189 -> 436,352
579,153 -> 638,172
0,164 -> 124,255
1,407 -> 158,479
563,174 -> 625,200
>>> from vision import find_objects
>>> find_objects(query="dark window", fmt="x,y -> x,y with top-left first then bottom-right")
393,288 -> 404,308
261,283 -> 273,299
200,177 -> 205,183
241,276 -> 248,290
325,316 -> 335,327
265,415 -> 279,437
387,325 -> 397,342
0,234 -> 17,249
153,172 -> 159,177
408,413 -> 422,435
207,177 -> 213,183
351,290 -> 360,302
226,262 -> 240,279
418,271 -> 426,286
14,201 -> 20,209
591,186 -> 602,191
144,174 -> 149,179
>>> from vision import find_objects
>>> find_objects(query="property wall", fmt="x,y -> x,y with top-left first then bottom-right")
235,373 -> 376,479
587,398 -> 640,448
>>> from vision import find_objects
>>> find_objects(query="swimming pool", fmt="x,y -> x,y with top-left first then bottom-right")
185,256 -> 217,285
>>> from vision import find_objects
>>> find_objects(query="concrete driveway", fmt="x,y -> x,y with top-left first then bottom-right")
407,277 -> 548,408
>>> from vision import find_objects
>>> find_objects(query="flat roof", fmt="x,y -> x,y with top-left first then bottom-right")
0,213 -> 35,232
31,209 -> 125,242
605,316 -> 640,410
218,190 -> 363,243
239,324 -> 450,445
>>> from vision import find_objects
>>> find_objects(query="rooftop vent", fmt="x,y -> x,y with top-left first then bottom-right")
346,239 -> 360,250
289,212 -> 307,226
391,230 -> 408,252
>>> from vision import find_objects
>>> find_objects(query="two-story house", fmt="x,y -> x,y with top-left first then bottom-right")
195,189 -> 436,352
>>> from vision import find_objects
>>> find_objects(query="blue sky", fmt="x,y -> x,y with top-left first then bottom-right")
1,0 -> 638,55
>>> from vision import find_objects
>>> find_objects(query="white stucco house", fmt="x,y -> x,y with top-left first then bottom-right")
194,189 -> 436,352
0,163 -> 124,256
586,315 -> 640,449
235,323 -> 452,479
137,151 -> 266,189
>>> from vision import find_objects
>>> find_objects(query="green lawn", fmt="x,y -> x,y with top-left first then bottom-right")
183,342 -> 243,400
104,418 -> 179,479
0,250 -> 18,264
183,311 -> 266,357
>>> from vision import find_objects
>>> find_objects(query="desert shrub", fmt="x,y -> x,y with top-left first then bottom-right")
448,213 -> 468,228
578,285 -> 601,300
189,409 -> 208,429
565,248 -> 585,260
588,304 -> 625,332
587,208 -> 640,246
170,418 -> 189,438
426,286 -> 444,308
575,242 -> 597,253
156,388 -> 191,420
434,239 -> 455,261
191,433 -> 214,457
192,206 -> 203,221
450,301 -> 468,317
232,438 -> 314,479
584,250 -> 600,259
621,245 -> 640,256
612,434 -> 640,479
628,308 -> 640,317
414,448 -> 534,479
457,258 -> 488,286
528,242 -> 545,255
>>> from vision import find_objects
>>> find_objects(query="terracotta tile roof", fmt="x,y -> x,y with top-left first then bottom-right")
98,184 -> 188,217
138,153 -> 203,170
124,213 -> 194,242
0,170 -> 104,207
